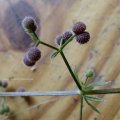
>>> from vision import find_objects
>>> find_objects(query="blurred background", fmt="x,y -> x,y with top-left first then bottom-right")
0,0 -> 120,120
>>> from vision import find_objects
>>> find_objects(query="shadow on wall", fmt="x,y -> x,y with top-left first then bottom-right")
2,0 -> 40,51
2,0 -> 75,52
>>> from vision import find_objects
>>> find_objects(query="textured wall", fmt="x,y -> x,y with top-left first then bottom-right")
0,0 -> 120,120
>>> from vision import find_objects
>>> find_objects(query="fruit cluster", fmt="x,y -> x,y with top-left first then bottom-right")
55,21 -> 90,45
73,22 -> 90,44
22,16 -> 90,67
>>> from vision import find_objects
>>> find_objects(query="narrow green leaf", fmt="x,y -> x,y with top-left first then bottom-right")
84,95 -> 104,102
51,51 -> 59,59
89,80 -> 112,87
73,67 -> 83,87
73,67 -> 79,81
61,35 -> 74,50
84,98 -> 100,114
83,85 -> 94,92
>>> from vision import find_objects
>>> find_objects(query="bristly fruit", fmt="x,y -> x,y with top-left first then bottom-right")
27,47 -> 41,62
72,22 -> 86,35
62,31 -> 73,42
23,54 -> 35,67
75,32 -> 90,44
23,47 -> 41,67
55,35 -> 62,45
22,16 -> 37,33
55,31 -> 73,45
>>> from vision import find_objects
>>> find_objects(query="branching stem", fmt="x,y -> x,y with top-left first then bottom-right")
30,32 -> 82,90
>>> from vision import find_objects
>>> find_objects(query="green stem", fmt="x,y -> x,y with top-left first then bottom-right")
84,88 -> 120,95
84,77 -> 88,85
30,32 -> 82,90
80,96 -> 83,120
31,32 -> 59,51
60,51 -> 82,90
60,35 -> 75,50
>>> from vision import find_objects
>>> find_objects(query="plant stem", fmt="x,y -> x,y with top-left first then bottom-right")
26,32 -> 120,96
60,51 -> 82,90
80,96 -> 83,120
30,32 -> 82,90
32,32 -> 59,51
84,77 -> 88,84
1,87 -> 119,97
0,90 -> 80,97
60,35 -> 75,50
85,88 -> 120,95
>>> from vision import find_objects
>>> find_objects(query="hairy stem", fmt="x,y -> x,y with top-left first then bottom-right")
0,90 -> 80,97
85,88 -> 120,95
60,51 -> 82,90
60,35 -> 75,50
31,32 -> 82,91
32,32 -> 59,51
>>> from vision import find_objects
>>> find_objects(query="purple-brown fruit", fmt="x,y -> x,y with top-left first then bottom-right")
23,54 -> 35,67
27,47 -> 41,62
55,31 -> 73,45
63,31 -> 73,41
72,22 -> 86,35
55,35 -> 62,45
22,16 -> 37,33
75,32 -> 90,44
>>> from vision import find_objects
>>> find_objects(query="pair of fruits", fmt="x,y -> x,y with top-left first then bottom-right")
55,21 -> 90,45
